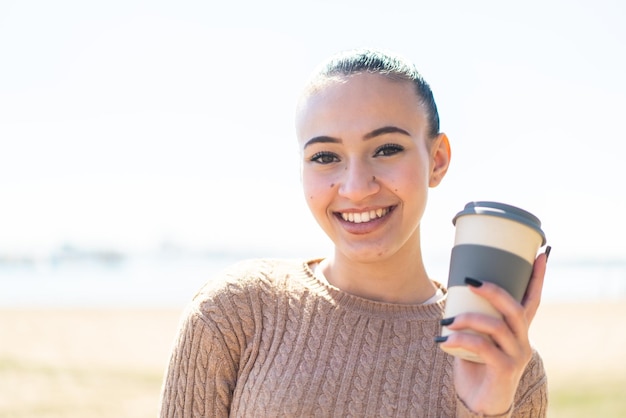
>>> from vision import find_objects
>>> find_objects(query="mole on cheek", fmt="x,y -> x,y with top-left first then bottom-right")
330,183 -> 335,188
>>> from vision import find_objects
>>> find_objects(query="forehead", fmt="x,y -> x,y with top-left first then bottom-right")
296,73 -> 426,140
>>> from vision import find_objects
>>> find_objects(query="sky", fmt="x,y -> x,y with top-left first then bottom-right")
1,0 -> 625,262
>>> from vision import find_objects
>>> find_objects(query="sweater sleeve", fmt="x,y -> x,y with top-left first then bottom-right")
158,306 -> 240,418
509,349 -> 548,417
455,349 -> 548,418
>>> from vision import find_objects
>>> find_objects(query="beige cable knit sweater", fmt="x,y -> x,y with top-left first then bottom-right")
159,259 -> 547,417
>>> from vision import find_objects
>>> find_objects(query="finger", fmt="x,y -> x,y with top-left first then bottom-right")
521,246 -> 550,322
438,329 -> 512,368
444,312 -> 520,358
465,279 -> 529,343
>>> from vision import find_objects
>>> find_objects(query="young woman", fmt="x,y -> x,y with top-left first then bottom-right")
159,49 -> 550,417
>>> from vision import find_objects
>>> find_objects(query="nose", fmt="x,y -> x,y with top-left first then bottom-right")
337,160 -> 380,202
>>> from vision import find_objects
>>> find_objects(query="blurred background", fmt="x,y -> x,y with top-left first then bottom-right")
1,0 -> 625,307
1,0 -> 624,417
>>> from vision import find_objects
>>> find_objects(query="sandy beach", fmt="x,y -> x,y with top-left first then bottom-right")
1,301 -> 624,417
531,301 -> 626,381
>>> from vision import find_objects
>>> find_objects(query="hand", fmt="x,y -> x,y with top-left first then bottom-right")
438,248 -> 550,415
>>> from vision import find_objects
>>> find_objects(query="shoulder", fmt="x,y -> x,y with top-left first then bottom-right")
190,258 -> 313,312
180,258 -> 317,343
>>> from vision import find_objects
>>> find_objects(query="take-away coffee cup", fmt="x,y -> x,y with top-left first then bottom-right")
440,201 -> 546,363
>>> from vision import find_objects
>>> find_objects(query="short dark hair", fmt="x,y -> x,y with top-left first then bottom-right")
305,49 -> 440,139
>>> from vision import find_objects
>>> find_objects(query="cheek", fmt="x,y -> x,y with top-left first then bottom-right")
302,171 -> 331,209
382,162 -> 428,192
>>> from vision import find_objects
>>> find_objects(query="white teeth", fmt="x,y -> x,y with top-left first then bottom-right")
340,208 -> 389,223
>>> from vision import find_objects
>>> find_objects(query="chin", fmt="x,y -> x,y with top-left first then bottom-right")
336,244 -> 395,264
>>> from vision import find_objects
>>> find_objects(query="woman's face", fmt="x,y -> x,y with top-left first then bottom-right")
296,73 -> 449,263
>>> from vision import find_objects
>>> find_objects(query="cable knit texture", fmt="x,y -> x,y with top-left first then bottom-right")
159,259 -> 547,417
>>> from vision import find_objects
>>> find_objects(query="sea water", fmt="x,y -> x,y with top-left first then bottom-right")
0,253 -> 625,308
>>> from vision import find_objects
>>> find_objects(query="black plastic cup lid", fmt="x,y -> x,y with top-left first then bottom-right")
452,201 -> 546,246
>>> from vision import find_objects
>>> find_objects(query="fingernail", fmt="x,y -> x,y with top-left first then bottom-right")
464,277 -> 483,287
440,317 -> 455,326
434,336 -> 448,343
545,245 -> 552,262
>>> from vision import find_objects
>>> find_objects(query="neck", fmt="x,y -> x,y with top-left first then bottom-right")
322,239 -> 437,304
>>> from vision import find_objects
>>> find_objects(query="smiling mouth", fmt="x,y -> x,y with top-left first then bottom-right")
337,206 -> 393,223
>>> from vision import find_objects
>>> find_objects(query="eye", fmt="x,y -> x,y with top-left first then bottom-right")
310,151 -> 340,164
374,143 -> 404,157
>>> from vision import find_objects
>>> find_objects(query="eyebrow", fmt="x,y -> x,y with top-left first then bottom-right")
303,126 -> 411,149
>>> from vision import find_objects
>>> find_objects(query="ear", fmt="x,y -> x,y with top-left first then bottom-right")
429,133 -> 451,187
